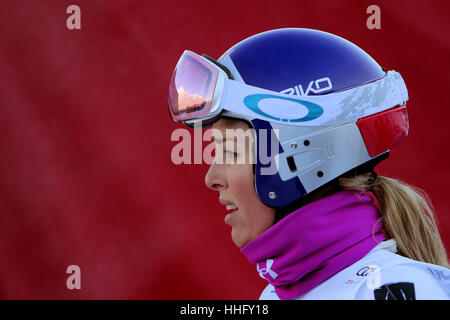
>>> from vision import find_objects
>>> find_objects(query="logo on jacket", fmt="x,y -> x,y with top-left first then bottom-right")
257,259 -> 279,280
357,266 -> 379,277
374,282 -> 416,300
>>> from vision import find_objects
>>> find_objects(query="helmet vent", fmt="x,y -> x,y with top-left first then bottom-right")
287,156 -> 298,172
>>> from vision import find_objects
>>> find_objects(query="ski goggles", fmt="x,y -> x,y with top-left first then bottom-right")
168,50 -> 409,127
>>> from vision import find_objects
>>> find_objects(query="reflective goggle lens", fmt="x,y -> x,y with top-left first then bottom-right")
168,51 -> 218,121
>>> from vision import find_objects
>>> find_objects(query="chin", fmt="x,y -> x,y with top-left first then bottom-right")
231,229 -> 250,248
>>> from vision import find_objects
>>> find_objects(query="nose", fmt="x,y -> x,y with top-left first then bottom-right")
205,161 -> 228,191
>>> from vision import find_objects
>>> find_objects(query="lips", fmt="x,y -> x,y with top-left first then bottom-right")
220,198 -> 238,225
219,198 -> 238,209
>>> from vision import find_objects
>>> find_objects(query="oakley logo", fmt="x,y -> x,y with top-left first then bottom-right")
257,259 -> 278,280
280,77 -> 332,96
243,94 -> 323,123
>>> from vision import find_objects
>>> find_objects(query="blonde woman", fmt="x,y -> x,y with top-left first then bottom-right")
168,28 -> 449,299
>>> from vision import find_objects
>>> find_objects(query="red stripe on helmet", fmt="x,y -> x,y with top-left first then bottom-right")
357,105 -> 409,157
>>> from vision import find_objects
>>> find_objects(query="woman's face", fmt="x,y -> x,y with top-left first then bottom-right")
204,118 -> 276,248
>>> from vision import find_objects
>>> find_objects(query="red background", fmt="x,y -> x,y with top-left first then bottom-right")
0,0 -> 448,299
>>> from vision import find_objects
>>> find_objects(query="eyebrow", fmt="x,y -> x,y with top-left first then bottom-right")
211,136 -> 228,144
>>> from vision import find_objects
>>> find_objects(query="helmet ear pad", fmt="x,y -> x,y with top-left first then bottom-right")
250,119 -> 308,208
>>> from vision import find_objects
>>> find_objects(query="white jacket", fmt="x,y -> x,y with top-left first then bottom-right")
259,240 -> 450,300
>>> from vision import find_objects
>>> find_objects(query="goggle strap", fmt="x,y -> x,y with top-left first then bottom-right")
201,54 -> 234,80
219,71 -> 407,126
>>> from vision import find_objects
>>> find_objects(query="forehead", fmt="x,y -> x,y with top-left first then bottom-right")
211,118 -> 253,143
212,118 -> 249,131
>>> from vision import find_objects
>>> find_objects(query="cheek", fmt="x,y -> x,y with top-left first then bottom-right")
228,164 -> 275,238
227,164 -> 254,204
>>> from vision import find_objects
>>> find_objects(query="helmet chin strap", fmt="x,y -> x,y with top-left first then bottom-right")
273,152 -> 389,223
273,176 -> 340,224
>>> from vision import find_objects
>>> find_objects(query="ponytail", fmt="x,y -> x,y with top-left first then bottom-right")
338,172 -> 449,268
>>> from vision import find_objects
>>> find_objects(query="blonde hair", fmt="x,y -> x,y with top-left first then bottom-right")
338,172 -> 449,268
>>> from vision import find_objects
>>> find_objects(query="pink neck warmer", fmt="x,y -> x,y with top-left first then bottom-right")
240,190 -> 385,300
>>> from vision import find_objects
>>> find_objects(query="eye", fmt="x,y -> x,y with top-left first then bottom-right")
224,149 -> 238,156
223,150 -> 239,159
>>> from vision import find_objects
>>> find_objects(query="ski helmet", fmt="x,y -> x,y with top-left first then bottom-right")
168,28 -> 409,208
